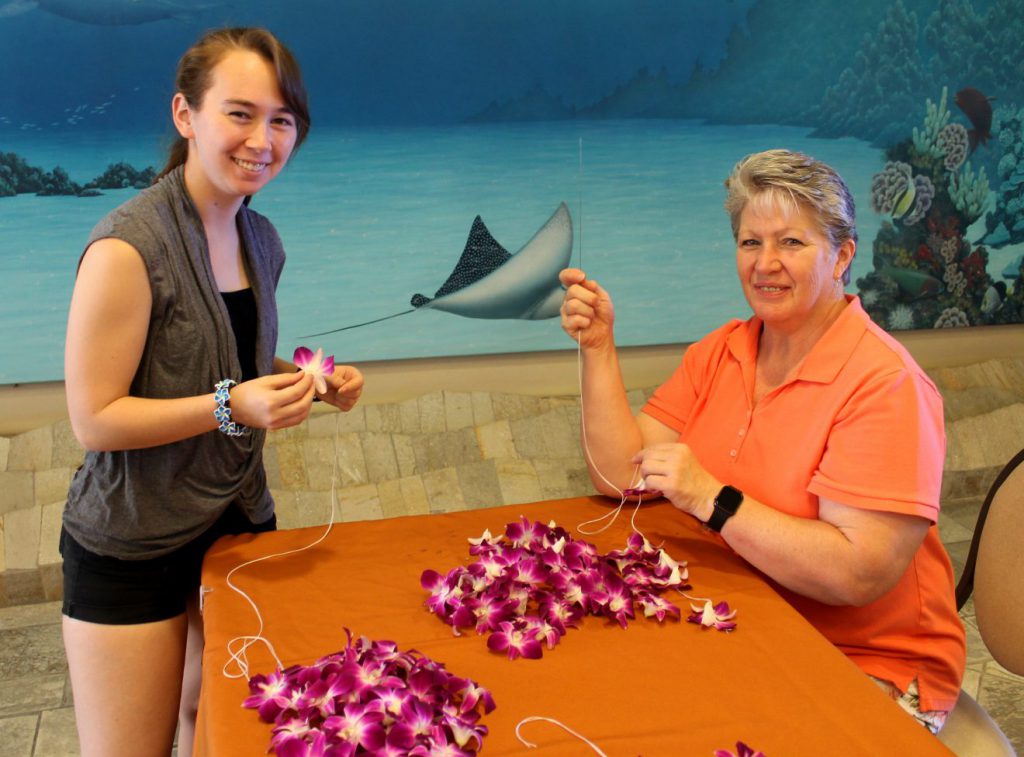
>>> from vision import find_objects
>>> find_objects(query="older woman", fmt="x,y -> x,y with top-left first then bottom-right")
560,149 -> 965,732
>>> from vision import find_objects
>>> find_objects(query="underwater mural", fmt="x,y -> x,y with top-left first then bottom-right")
1,0 -> 1022,384
858,86 -> 1024,330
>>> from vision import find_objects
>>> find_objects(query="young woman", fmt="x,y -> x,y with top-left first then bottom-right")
61,28 -> 363,756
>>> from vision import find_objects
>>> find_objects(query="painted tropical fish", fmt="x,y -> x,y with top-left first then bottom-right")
955,87 -> 995,154
891,179 -> 916,221
0,0 -> 220,25
880,265 -> 942,298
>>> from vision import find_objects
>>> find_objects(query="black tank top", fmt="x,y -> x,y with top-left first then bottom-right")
220,288 -> 258,381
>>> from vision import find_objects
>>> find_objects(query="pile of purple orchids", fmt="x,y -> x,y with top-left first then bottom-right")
421,517 -> 694,659
243,630 -> 496,756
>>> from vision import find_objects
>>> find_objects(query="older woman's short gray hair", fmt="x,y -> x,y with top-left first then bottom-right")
724,149 -> 858,284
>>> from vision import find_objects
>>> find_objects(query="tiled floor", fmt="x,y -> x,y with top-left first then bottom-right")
1,498 -> 1021,756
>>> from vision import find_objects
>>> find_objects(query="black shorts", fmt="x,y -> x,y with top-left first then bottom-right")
60,505 -> 276,625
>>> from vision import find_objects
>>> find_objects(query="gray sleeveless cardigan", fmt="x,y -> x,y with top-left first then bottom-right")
63,166 -> 283,559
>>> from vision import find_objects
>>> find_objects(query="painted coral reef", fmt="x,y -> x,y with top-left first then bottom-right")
981,105 -> 1024,248
857,88 -> 1024,329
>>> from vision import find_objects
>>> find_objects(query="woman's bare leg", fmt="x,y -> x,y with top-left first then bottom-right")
63,613 -> 187,757
176,594 -> 205,757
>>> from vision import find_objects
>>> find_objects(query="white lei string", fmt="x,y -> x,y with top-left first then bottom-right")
571,134 -> 649,544
574,331 -> 648,541
515,716 -> 609,756
218,412 -> 344,680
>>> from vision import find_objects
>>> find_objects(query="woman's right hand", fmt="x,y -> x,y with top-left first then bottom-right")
229,370 -> 316,430
559,267 -> 615,350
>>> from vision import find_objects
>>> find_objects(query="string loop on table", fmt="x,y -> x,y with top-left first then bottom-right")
515,716 -> 609,756
218,412 -> 346,680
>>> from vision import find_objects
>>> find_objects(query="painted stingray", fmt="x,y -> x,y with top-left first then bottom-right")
302,203 -> 573,338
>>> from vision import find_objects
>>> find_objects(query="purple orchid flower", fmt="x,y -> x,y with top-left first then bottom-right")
405,667 -> 444,703
271,717 -> 316,751
276,727 -> 351,757
714,740 -> 766,757
465,594 -> 517,634
421,568 -> 469,622
381,719 -> 418,752
469,551 -> 509,580
374,742 -> 415,757
635,590 -> 681,622
547,571 -> 585,607
528,617 -> 563,649
370,687 -> 408,724
399,696 -> 438,738
543,519 -> 571,545
687,599 -> 738,631
651,548 -> 689,588
296,672 -> 351,718
487,619 -> 543,660
293,346 -> 335,395
559,539 -> 597,571
337,659 -> 403,698
466,528 -> 495,552
444,718 -> 487,752
451,677 -> 497,716
590,572 -> 635,628
245,668 -> 297,722
540,595 -> 584,634
409,741 -> 474,757
505,583 -> 531,615
509,554 -> 549,585
322,702 -> 386,752
504,516 -> 547,550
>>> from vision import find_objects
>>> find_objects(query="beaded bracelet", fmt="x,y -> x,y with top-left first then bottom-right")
213,379 -> 248,437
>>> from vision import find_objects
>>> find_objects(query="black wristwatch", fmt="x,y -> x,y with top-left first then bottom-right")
706,485 -> 744,533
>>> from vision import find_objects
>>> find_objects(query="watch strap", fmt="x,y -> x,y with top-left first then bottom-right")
707,485 -> 744,533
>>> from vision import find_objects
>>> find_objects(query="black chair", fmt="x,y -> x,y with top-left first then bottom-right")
937,448 -> 1024,756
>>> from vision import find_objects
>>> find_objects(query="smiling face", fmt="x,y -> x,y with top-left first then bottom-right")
173,48 -> 298,209
735,198 -> 854,338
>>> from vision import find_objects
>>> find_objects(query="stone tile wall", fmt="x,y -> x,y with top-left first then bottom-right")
0,388 -> 649,606
2,357 -> 1022,607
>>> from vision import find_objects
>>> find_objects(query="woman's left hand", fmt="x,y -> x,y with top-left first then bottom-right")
631,443 -> 721,522
318,364 -> 364,411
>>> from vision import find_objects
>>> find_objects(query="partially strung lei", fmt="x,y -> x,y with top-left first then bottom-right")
421,517 -> 734,658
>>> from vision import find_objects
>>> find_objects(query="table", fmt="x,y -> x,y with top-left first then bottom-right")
195,496 -> 953,756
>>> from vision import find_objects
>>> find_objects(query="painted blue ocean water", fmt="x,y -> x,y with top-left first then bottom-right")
2,120 -> 899,384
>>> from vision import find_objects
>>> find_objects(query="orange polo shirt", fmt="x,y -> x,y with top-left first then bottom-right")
643,297 -> 966,712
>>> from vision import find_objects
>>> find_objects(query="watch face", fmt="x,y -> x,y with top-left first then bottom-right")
716,485 -> 744,513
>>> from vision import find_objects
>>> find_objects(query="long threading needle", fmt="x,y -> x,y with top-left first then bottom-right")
570,135 -> 648,538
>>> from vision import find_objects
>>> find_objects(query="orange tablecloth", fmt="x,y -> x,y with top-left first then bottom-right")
196,496 -> 953,756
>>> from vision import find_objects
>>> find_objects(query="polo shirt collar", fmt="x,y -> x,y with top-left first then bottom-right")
725,295 -> 868,385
